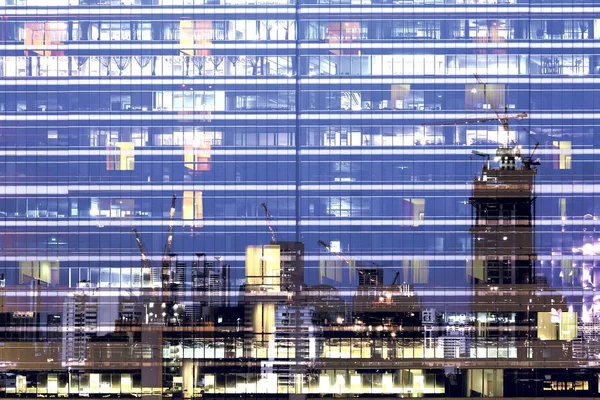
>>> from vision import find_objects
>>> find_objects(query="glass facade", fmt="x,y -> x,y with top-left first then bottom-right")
1,0 -> 600,398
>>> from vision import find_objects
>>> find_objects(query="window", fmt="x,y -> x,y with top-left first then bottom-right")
106,142 -> 135,171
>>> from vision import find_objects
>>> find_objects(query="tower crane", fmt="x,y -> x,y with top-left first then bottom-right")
423,75 -> 540,168
423,74 -> 527,147
132,228 -> 153,286
473,73 -> 527,139
391,271 -> 400,286
164,194 -> 177,257
260,203 -> 277,244
131,194 -> 178,287
471,150 -> 491,169
318,240 -> 380,285
317,240 -> 353,267
523,141 -> 541,170
162,194 -> 177,284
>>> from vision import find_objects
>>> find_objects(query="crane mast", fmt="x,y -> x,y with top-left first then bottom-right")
261,202 -> 278,244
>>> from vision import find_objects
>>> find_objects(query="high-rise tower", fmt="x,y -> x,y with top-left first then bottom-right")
468,145 -> 538,285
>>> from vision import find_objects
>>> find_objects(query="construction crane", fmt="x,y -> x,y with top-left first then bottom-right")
423,74 -> 528,146
318,240 -> 380,285
132,228 -> 151,270
164,194 -> 177,257
470,138 -> 540,170
473,73 -> 528,138
523,142 -> 541,169
260,202 -> 277,244
391,271 -> 400,286
423,75 -> 541,170
317,240 -> 353,267
471,149 -> 492,169
132,228 -> 153,286
162,194 -> 177,284
131,194 -> 178,287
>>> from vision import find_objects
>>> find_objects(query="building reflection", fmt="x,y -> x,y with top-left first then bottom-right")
0,144 -> 597,398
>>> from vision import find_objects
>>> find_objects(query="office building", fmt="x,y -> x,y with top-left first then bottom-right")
1,0 -> 600,398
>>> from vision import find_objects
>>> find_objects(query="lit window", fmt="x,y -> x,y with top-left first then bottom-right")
106,142 -> 135,171
404,198 -> 425,226
184,144 -> 211,172
19,261 -> 59,284
553,141 -> 572,169
182,191 -> 204,227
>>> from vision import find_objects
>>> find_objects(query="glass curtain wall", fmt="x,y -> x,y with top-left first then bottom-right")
0,0 -> 599,398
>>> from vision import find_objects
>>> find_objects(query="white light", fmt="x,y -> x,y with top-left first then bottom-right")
502,236 -> 508,241
330,241 -> 341,253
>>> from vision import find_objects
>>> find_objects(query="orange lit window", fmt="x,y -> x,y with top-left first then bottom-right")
184,144 -> 211,172
24,22 -> 65,56
182,191 -> 204,227
180,20 -> 212,56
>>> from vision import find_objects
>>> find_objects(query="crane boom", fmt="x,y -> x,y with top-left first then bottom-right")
261,203 -> 278,244
317,240 -> 352,267
391,271 -> 400,286
523,141 -> 541,169
530,142 -> 540,158
473,73 -> 509,132
164,194 -> 177,256
471,150 -> 490,159
132,228 -> 152,270
422,113 -> 527,127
